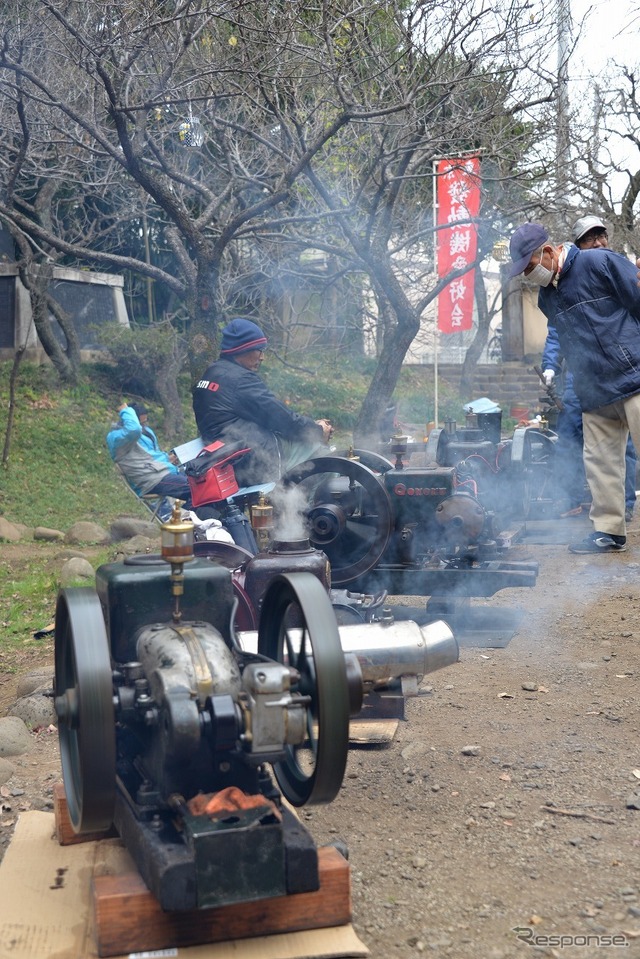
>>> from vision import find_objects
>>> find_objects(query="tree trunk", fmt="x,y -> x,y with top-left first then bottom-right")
187,259 -> 222,385
19,262 -> 78,383
154,337 -> 185,439
459,269 -> 494,400
353,303 -> 420,447
2,344 -> 25,467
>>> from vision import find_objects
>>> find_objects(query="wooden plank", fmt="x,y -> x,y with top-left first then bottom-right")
53,783 -> 117,846
93,845 -> 351,958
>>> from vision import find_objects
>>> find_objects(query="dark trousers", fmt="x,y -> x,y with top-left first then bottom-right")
149,473 -> 193,509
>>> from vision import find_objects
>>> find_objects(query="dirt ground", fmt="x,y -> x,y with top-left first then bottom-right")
2,522 -> 640,959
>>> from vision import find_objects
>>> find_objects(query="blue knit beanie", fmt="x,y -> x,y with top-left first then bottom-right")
220,318 -> 268,356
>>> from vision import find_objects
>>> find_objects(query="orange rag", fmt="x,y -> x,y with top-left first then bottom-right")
187,786 -> 281,821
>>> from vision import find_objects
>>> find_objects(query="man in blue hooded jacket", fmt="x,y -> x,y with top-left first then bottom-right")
509,221 -> 640,554
107,403 -> 193,507
540,217 -> 637,522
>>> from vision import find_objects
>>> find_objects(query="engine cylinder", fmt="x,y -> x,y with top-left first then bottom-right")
244,540 -> 331,613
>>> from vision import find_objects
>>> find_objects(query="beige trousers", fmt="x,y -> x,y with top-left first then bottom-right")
582,392 -> 640,536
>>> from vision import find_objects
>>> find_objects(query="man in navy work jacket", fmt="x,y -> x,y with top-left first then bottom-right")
193,318 -> 333,487
540,216 -> 637,522
509,222 -> 640,554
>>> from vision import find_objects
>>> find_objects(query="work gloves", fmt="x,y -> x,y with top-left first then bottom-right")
543,369 -> 555,387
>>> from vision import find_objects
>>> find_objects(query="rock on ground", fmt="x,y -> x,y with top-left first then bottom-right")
0,717 -> 32,757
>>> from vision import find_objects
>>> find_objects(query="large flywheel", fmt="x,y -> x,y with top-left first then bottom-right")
509,426 -> 556,519
282,456 -> 393,586
54,588 -> 116,834
257,573 -> 350,806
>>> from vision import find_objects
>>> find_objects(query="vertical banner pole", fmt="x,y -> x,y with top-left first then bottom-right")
432,161 -> 439,428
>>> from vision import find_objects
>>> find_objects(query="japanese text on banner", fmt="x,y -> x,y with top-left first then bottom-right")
436,158 -> 480,334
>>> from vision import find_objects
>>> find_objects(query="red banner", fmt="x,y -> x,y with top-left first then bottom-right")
436,157 -> 481,334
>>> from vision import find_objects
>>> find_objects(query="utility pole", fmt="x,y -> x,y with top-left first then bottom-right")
556,0 -> 572,213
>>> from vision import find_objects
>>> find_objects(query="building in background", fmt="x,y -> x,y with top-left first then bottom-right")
0,227 -> 130,361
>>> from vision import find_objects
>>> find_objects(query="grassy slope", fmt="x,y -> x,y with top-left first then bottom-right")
0,363 -> 139,529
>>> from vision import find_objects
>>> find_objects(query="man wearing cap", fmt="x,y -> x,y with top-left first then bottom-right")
540,217 -> 637,523
193,317 -> 333,486
509,220 -> 640,553
570,215 -> 609,250
107,402 -> 193,508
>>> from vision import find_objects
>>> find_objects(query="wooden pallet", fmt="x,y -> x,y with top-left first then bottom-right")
53,784 -> 353,958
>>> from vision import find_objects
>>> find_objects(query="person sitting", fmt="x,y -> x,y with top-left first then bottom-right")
193,318 -> 333,487
107,402 -> 193,510
128,402 -> 172,459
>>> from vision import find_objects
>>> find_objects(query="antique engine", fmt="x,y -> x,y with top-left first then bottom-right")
424,412 -> 558,522
54,507 -> 458,913
281,450 -> 539,602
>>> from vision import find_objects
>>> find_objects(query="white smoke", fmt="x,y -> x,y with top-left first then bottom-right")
269,483 -> 311,542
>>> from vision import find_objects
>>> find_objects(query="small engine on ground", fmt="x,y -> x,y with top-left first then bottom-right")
423,412 -> 558,523
54,506 -> 458,913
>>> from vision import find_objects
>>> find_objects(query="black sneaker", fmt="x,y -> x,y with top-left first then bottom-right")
568,532 -> 627,554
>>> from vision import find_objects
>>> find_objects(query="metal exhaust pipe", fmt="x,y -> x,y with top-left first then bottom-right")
237,618 -> 458,690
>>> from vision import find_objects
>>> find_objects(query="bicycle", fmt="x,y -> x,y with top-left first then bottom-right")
487,328 -> 502,361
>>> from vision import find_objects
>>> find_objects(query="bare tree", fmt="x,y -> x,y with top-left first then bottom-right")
0,0 -> 556,424
568,64 -> 640,252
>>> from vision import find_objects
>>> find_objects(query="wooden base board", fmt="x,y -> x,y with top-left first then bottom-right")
348,719 -> 399,744
53,784 -> 353,958
53,783 -> 117,845
0,812 -> 368,959
94,845 -> 351,958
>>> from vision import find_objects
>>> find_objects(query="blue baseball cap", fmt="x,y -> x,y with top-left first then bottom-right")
508,223 -> 549,277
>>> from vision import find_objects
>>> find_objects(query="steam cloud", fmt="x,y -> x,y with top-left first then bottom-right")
269,483 -> 310,542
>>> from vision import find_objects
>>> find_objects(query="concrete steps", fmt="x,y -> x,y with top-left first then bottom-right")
437,362 -> 544,415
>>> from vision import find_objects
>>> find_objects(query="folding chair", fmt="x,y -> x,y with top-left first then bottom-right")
113,463 -> 175,522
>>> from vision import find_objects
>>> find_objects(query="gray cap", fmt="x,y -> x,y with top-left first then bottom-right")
571,215 -> 606,243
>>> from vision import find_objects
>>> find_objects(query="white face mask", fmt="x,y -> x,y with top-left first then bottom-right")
526,262 -> 555,287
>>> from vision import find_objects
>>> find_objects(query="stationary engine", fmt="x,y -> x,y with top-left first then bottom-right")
424,414 -> 557,521
54,507 -> 458,913
281,450 -> 538,600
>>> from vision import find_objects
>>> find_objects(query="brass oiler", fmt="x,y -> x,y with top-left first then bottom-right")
160,503 -> 194,623
390,432 -> 408,470
250,493 -> 274,551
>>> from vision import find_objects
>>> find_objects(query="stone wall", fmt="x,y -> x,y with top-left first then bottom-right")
437,362 -> 545,416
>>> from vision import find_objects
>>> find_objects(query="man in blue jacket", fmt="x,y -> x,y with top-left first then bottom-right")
540,217 -> 637,522
107,403 -> 193,507
509,221 -> 640,554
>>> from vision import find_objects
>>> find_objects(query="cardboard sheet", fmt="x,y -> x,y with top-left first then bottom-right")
0,812 -> 369,959
348,720 -> 399,744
